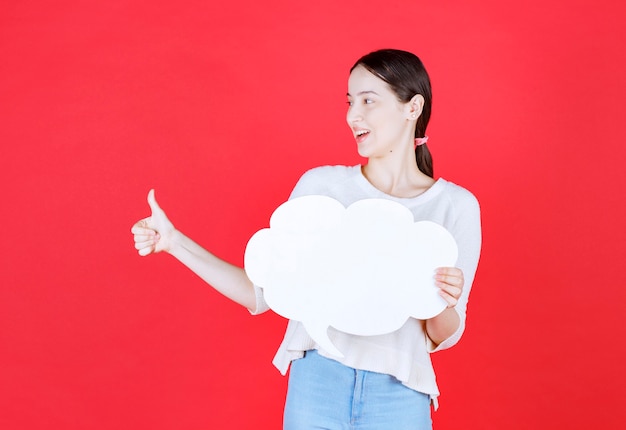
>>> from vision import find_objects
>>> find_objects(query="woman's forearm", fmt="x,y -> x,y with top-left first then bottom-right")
167,230 -> 257,312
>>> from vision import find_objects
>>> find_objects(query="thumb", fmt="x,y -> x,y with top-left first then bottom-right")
147,189 -> 162,215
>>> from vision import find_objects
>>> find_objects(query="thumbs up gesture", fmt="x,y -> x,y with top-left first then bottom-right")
131,189 -> 175,256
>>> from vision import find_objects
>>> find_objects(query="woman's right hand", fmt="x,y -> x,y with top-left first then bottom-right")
131,189 -> 175,256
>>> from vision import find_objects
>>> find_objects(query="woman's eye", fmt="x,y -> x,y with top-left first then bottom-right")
346,100 -> 353,106
364,98 -> 373,104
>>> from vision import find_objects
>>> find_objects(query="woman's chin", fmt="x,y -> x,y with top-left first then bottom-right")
356,143 -> 373,158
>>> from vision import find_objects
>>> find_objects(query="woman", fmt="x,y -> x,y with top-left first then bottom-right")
132,49 -> 481,429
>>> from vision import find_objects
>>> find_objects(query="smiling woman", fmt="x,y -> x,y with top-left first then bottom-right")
131,49 -> 481,430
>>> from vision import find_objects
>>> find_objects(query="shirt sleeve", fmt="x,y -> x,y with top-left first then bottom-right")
428,187 -> 482,352
248,284 -> 271,315
286,167 -> 328,199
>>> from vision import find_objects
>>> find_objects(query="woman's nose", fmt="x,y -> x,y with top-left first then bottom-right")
346,106 -> 362,124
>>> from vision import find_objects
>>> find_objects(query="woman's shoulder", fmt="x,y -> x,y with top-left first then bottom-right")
439,179 -> 480,210
298,165 -> 359,182
289,165 -> 359,199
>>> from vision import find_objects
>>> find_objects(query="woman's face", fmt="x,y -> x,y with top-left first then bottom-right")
346,65 -> 413,159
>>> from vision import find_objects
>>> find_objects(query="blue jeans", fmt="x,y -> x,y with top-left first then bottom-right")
283,350 -> 432,430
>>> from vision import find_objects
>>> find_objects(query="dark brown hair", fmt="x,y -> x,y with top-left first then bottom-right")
351,49 -> 434,177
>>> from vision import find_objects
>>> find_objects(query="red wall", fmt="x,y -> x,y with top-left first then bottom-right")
1,1 -> 625,428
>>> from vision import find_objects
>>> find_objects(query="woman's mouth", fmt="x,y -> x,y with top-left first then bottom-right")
355,129 -> 370,144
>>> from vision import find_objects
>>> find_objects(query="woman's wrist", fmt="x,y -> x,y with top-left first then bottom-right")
426,307 -> 460,346
165,229 -> 184,255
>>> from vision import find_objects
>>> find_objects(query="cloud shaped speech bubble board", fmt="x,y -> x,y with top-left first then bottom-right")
244,195 -> 458,357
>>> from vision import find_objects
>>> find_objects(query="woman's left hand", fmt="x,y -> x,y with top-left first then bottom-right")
435,267 -> 465,308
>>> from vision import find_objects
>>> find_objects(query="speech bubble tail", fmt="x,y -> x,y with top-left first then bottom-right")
303,322 -> 345,359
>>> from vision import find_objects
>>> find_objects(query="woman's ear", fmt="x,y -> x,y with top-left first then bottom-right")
407,94 -> 425,121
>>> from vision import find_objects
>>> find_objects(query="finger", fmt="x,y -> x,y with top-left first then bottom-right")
131,223 -> 156,235
138,245 -> 154,257
439,290 -> 458,307
436,267 -> 463,277
437,284 -> 462,307
437,283 -> 462,299
435,273 -> 463,287
134,236 -> 155,245
435,268 -> 464,286
134,239 -> 156,250
147,189 -> 162,215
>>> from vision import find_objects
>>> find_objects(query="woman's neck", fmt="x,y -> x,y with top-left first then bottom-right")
362,154 -> 435,198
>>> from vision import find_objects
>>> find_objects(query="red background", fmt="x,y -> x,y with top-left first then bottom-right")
1,1 -> 625,428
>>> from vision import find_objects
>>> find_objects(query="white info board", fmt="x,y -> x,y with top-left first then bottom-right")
244,195 -> 458,357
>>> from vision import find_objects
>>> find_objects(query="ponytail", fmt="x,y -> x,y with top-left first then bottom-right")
415,144 -> 433,178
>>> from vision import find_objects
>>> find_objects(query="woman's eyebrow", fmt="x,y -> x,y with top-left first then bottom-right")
346,90 -> 380,97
